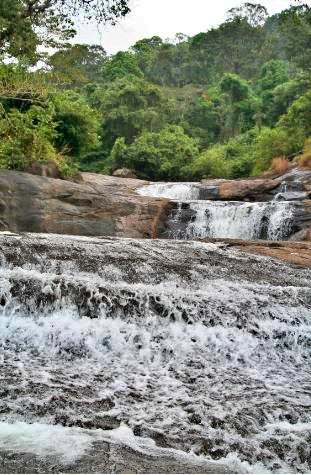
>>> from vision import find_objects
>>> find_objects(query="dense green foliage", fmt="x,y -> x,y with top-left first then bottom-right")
107,126 -> 199,180
0,1 -> 310,179
0,0 -> 130,63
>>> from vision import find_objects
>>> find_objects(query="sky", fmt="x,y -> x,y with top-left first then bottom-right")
75,0 -> 295,54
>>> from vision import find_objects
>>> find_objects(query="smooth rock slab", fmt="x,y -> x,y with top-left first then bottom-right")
0,171 -> 169,238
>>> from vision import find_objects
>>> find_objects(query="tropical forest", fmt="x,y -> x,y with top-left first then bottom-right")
1,0 -> 311,181
1,2 -> 311,474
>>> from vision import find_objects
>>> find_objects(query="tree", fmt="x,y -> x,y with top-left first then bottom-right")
48,44 -> 107,86
92,77 -> 169,153
101,51 -> 143,82
268,75 -> 310,123
132,36 -> 163,54
220,73 -> 250,101
52,91 -> 100,157
182,95 -> 221,148
0,0 -> 130,62
257,60 -> 290,125
219,73 -> 257,138
131,37 -> 163,80
258,60 -> 289,92
191,18 -> 266,79
226,2 -> 268,27
277,5 -> 311,71
146,43 -> 176,85
0,64 -> 49,111
0,103 -> 58,170
107,125 -> 199,180
279,90 -> 311,141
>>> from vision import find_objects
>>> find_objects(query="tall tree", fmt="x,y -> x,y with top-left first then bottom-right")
0,0 -> 130,62
101,51 -> 142,82
226,2 -> 268,26
48,44 -> 107,86
278,4 -> 311,71
92,77 -> 169,153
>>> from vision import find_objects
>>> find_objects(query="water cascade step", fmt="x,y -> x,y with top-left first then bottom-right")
166,200 -> 295,240
138,183 -> 300,240
0,233 -> 310,473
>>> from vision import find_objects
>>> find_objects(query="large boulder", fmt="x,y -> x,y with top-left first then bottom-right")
0,171 -> 169,238
113,168 -> 137,179
25,160 -> 61,179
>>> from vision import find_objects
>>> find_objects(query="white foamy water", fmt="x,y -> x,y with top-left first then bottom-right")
0,421 -> 235,473
0,421 -> 95,464
138,182 -> 201,200
138,183 -> 297,241
0,234 -> 310,473
183,200 -> 295,240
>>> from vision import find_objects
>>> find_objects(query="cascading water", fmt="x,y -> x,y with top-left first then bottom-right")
0,233 -> 311,473
138,182 -> 201,200
178,200 -> 294,240
138,183 -> 297,241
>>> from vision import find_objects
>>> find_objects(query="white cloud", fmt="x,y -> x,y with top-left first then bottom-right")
75,0 -> 295,54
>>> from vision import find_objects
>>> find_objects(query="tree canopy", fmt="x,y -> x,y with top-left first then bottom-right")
0,1 -> 311,180
0,0 -> 130,62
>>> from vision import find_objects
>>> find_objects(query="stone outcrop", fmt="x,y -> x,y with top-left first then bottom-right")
25,160 -> 61,179
204,238 -> 311,268
112,168 -> 137,179
0,170 -> 169,238
200,169 -> 311,201
0,167 -> 310,241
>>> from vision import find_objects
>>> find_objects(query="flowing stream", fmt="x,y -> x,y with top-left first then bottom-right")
0,233 -> 310,473
138,183 -> 297,240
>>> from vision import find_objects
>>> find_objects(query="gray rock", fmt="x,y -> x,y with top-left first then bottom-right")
113,168 -> 137,179
0,171 -> 169,239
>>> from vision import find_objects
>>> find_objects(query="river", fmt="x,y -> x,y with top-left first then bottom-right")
0,233 -> 310,473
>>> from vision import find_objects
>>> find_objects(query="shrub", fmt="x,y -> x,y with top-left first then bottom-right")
270,156 -> 291,174
77,150 -> 107,173
231,157 -> 254,178
0,104 -> 77,177
108,126 -> 199,181
251,127 -> 297,175
298,138 -> 311,169
184,145 -> 232,179
52,91 -> 100,158
0,105 -> 57,170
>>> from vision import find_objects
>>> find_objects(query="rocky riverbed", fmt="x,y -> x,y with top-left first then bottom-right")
0,168 -> 310,241
0,167 -> 311,473
0,232 -> 310,473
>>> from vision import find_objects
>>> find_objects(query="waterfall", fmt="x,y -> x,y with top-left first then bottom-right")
138,183 -> 297,241
175,200 -> 294,240
0,233 -> 311,473
138,182 -> 201,200
281,181 -> 288,193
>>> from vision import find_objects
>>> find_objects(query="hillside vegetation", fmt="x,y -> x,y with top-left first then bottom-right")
0,1 -> 310,180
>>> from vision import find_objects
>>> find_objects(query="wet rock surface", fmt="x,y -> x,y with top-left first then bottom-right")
160,200 -> 311,241
138,171 -> 311,241
0,233 -> 310,473
0,423 -> 232,474
0,168 -> 310,241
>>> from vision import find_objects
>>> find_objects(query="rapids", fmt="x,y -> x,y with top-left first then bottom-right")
0,233 -> 310,473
